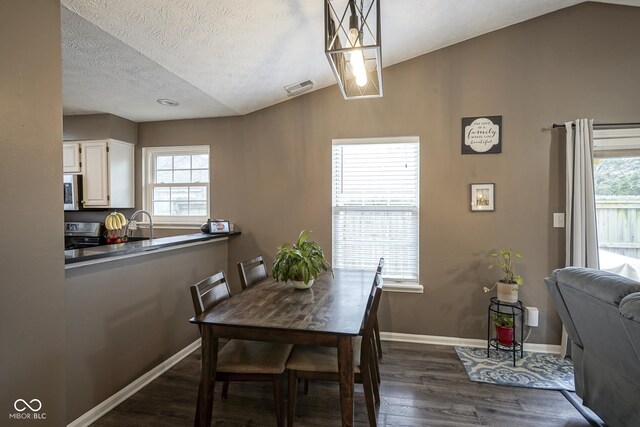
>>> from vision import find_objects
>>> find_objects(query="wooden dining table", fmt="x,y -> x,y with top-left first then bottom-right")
190,268 -> 375,427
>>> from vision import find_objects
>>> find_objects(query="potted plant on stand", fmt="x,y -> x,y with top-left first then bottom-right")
493,312 -> 515,346
483,249 -> 524,303
272,230 -> 331,289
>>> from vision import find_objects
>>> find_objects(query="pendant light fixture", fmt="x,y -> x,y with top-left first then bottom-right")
325,0 -> 382,99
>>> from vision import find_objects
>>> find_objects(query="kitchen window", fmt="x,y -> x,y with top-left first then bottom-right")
142,146 -> 210,226
332,137 -> 422,293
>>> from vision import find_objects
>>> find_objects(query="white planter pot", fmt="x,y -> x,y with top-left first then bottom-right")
291,278 -> 314,290
497,281 -> 519,303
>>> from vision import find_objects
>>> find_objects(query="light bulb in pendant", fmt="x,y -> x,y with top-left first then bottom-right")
348,28 -> 367,87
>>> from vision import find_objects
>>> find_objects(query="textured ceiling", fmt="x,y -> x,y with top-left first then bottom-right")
60,0 -> 639,122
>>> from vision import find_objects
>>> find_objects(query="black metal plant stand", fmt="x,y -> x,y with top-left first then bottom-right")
487,297 -> 524,367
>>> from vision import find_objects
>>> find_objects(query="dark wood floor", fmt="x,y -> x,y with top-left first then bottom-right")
91,341 -> 590,426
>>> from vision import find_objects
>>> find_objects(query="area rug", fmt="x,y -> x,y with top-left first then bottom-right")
454,346 -> 575,391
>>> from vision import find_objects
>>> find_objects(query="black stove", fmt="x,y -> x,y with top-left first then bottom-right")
64,222 -> 103,250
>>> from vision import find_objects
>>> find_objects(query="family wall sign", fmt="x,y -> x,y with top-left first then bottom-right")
461,115 -> 502,154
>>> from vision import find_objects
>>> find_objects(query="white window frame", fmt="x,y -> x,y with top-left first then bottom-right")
332,136 -> 423,293
593,127 -> 640,281
142,145 -> 210,227
594,128 -> 640,152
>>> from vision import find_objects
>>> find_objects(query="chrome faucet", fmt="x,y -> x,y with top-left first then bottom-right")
125,210 -> 154,240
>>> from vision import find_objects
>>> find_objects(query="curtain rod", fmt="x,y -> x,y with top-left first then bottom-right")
552,122 -> 640,129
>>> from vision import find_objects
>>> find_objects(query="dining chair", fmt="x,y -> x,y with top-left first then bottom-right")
286,283 -> 383,427
190,271 -> 292,427
237,255 -> 269,290
374,257 -> 384,362
302,267 -> 383,395
368,270 -> 383,387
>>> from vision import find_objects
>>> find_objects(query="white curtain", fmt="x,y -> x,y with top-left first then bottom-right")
565,118 -> 599,269
561,118 -> 599,356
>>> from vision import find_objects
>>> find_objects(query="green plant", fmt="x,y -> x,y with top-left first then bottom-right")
272,230 -> 331,285
488,249 -> 523,285
492,313 -> 514,328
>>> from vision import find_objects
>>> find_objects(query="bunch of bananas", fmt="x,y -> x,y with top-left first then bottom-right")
105,212 -> 127,230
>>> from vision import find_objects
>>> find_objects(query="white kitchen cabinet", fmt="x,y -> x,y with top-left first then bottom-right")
63,142 -> 82,174
80,139 -> 134,208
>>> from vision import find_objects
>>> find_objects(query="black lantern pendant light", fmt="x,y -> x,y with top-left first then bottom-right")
325,0 -> 382,99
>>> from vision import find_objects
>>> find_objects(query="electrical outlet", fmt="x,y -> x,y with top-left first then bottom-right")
553,213 -> 565,228
525,306 -> 539,327
129,220 -> 138,231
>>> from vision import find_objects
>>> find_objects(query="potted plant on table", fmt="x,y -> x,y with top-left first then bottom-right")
272,230 -> 331,290
483,249 -> 524,303
493,312 -> 515,346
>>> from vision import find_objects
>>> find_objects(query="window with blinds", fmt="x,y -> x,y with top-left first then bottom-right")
332,137 -> 420,282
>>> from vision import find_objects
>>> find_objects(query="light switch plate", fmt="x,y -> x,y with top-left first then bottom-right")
553,213 -> 565,228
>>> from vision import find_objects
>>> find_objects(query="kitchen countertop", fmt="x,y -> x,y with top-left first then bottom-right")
65,232 -> 240,266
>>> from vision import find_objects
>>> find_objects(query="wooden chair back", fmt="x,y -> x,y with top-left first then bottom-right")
362,284 -> 383,351
367,272 -> 383,309
190,271 -> 231,316
237,255 -> 268,290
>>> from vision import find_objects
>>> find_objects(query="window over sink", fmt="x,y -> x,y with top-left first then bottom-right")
142,145 -> 210,226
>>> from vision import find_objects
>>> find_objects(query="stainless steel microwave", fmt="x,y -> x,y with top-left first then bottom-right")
63,174 -> 82,211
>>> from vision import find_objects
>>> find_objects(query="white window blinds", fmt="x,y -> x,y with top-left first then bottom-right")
332,138 -> 420,281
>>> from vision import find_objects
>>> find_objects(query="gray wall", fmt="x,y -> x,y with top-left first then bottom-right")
65,240 -> 228,423
63,113 -> 138,143
63,114 -> 111,141
139,2 -> 640,345
0,0 -> 66,425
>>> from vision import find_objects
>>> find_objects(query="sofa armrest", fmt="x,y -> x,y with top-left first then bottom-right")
558,267 -> 640,306
620,293 -> 640,321
620,292 -> 640,361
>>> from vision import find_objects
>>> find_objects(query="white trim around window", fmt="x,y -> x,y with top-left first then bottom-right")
594,128 -> 640,151
332,136 -> 423,293
142,145 -> 210,226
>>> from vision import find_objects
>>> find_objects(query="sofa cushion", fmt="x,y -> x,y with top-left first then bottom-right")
558,267 -> 640,306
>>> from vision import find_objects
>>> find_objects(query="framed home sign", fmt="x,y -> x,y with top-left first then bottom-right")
470,183 -> 495,212
462,116 -> 502,154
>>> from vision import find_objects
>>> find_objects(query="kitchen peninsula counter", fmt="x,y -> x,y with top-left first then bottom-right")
64,230 -> 238,424
64,231 -> 240,268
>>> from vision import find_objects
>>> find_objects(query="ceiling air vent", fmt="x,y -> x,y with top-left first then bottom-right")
285,80 -> 313,97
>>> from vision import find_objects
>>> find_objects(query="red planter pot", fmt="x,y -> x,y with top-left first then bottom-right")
496,325 -> 514,346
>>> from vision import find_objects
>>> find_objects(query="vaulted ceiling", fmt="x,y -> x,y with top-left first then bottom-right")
61,0 -> 639,122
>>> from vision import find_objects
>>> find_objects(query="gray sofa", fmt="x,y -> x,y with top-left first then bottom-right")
545,267 -> 640,427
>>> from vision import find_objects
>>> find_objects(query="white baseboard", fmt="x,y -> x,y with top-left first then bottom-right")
379,332 -> 561,354
67,339 -> 201,427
